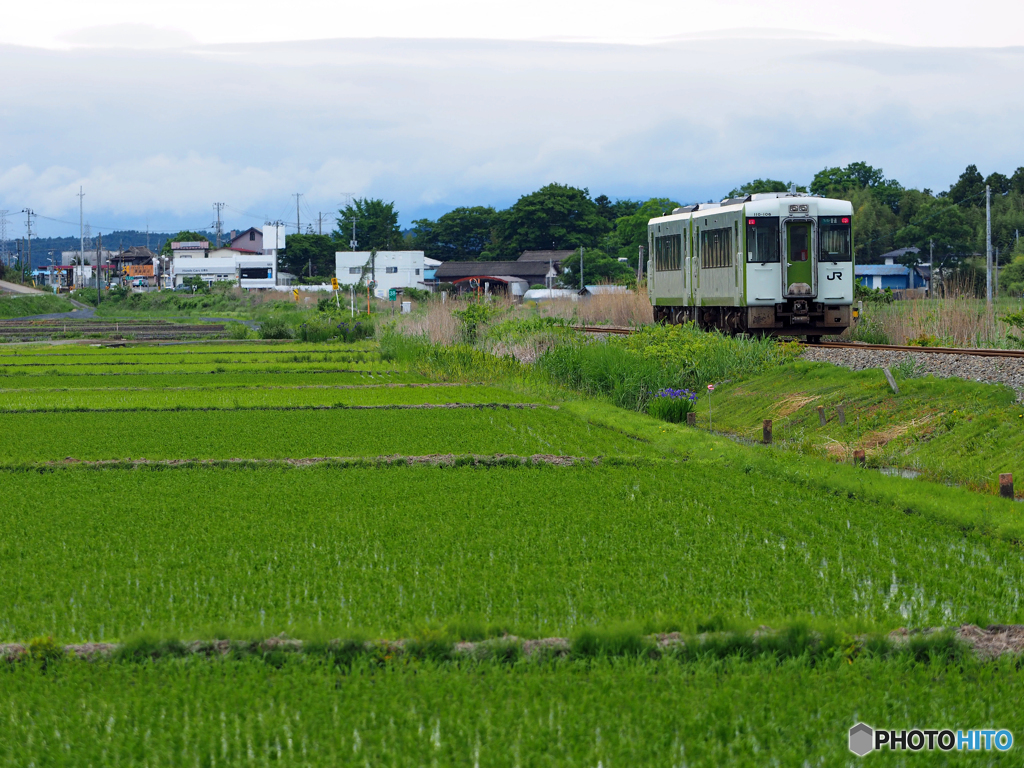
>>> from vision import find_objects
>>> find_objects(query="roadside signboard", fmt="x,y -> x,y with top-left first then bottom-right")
331,277 -> 339,290
292,288 -> 299,301
388,288 -> 397,301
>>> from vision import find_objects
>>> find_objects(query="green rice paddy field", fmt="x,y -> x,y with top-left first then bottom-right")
2,340 -> 1023,765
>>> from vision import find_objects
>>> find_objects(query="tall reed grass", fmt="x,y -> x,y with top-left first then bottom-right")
854,296 -> 1024,347
533,285 -> 654,327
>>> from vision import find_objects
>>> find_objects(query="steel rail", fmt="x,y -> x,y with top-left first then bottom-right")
575,325 -> 634,335
805,341 -> 1024,358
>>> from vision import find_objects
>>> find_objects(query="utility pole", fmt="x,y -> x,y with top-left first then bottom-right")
78,187 -> 85,270
294,193 -> 302,239
929,240 -> 933,298
637,244 -> 644,286
0,210 -> 8,269
579,246 -> 584,291
986,185 -> 992,305
95,233 -> 102,305
995,247 -> 1000,296
350,218 -> 358,250
213,202 -> 225,248
22,208 -> 34,274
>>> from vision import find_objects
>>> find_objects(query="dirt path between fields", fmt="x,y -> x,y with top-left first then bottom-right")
36,453 -> 602,470
2,625 -> 1021,661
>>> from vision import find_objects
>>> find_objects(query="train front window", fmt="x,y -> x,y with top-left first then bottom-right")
819,218 -> 852,262
746,218 -> 779,263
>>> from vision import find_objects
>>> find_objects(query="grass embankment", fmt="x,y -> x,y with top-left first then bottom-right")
692,360 -> 1024,494
0,293 -> 75,318
72,286 -> 272,318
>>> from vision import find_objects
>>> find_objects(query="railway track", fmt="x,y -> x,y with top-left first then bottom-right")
807,340 -> 1024,359
574,325 -> 1024,359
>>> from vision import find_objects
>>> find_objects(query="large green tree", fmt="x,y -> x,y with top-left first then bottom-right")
333,199 -> 403,251
946,164 -> 986,206
726,179 -> 803,197
896,198 -> 974,274
811,162 -> 903,214
594,195 -> 641,222
410,206 -> 499,261
280,234 -> 337,278
496,184 -> 610,258
559,248 -> 634,288
610,198 -> 680,265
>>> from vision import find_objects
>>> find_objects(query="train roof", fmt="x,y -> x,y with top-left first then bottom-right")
649,193 -> 853,225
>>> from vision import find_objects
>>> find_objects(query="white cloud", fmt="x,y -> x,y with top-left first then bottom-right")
5,0 -> 1024,49
0,35 -> 1021,235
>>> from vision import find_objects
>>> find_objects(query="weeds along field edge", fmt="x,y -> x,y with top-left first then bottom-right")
3,463 -> 1023,642
3,655 -> 1017,767
0,370 -> 429,390
0,361 -> 388,376
0,341 -> 380,360
0,383 -> 549,411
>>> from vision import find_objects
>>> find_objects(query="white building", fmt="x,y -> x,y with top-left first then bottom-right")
171,244 -> 276,289
335,251 -> 432,298
172,257 -> 238,287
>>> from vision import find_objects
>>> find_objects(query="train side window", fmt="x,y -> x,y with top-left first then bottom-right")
654,234 -> 682,271
746,218 -> 780,263
819,219 -> 852,262
700,227 -> 732,269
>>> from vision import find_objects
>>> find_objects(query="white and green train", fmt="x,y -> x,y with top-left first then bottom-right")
647,193 -> 854,338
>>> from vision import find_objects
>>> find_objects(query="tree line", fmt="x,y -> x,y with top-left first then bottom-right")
161,163 -> 1024,290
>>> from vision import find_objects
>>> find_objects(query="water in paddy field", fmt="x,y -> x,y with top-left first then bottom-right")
878,467 -> 922,480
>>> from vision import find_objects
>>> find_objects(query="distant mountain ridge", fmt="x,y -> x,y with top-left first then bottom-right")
1,231 -> 218,269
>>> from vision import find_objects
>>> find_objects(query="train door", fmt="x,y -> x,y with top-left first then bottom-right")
785,221 -> 813,295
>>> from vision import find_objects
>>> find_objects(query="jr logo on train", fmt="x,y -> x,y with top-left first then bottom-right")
647,192 -> 854,339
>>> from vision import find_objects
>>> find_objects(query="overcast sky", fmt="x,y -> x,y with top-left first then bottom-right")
0,0 -> 1021,237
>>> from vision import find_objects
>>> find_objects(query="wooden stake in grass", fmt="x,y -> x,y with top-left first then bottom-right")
1000,473 -> 1014,499
707,384 -> 714,432
882,367 -> 900,395
817,405 -> 826,426
686,412 -> 696,427
837,404 -> 846,425
763,419 -> 772,444
853,449 -> 866,467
